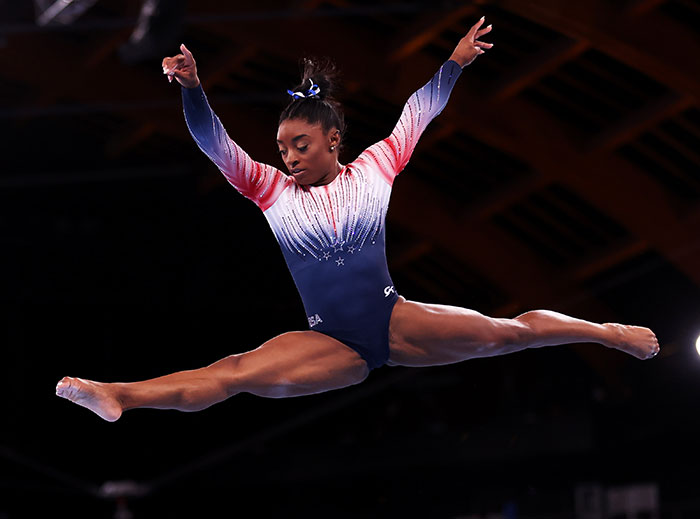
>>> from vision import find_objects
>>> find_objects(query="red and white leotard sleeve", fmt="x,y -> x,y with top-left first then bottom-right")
181,85 -> 291,211
354,59 -> 463,186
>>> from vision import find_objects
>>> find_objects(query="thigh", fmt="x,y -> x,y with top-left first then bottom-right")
388,297 -> 523,367
211,330 -> 370,398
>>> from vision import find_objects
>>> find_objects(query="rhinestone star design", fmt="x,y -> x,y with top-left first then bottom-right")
335,257 -> 344,266
322,251 -> 331,261
332,241 -> 344,253
347,246 -> 356,254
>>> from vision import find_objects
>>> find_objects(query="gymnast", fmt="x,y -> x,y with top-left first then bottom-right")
56,17 -> 659,422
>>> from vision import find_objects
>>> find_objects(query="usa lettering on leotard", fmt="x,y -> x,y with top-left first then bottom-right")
308,314 -> 323,327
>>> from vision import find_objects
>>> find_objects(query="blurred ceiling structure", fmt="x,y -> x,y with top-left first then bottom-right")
1,0 -> 699,517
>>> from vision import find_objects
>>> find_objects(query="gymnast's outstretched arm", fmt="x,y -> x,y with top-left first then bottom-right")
356,17 -> 493,183
163,44 -> 288,210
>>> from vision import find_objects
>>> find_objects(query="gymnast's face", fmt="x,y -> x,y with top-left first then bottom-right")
276,118 -> 341,186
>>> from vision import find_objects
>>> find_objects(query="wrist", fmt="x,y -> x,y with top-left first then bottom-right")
448,53 -> 467,68
184,78 -> 201,89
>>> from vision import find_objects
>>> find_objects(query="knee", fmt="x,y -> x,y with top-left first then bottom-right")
509,310 -> 557,346
227,352 -> 299,398
201,354 -> 244,400
492,317 -> 535,350
342,360 -> 370,387
274,359 -> 368,398
513,309 -> 552,334
178,387 -> 209,412
218,354 -> 250,398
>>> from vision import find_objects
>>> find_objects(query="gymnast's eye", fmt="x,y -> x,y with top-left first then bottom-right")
279,149 -> 287,156
298,145 -> 308,152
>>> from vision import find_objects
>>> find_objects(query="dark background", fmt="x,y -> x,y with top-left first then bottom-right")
2,1 -> 700,517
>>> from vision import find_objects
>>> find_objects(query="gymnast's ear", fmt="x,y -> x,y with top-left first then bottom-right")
327,127 -> 341,147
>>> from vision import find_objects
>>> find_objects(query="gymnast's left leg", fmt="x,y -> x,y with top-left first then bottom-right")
387,297 -> 659,367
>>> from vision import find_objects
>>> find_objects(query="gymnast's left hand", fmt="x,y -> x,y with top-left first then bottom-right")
161,43 -> 200,89
449,16 -> 493,67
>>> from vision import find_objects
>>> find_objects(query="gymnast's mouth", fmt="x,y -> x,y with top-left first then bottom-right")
291,168 -> 306,175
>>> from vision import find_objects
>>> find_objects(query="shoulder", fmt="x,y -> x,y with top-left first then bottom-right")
351,139 -> 398,186
245,165 -> 295,211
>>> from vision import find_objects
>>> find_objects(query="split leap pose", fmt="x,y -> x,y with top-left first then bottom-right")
57,18 -> 658,422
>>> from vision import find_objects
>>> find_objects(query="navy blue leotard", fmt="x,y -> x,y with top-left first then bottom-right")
182,60 -> 462,369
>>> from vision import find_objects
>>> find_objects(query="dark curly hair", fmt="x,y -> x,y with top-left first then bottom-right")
279,56 -> 346,148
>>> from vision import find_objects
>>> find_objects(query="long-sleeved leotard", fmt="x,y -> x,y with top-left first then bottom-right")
182,59 -> 462,369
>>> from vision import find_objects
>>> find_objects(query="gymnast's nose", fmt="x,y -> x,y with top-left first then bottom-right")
287,157 -> 299,171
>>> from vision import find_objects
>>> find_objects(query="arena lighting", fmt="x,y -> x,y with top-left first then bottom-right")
695,334 -> 700,357
34,0 -> 99,26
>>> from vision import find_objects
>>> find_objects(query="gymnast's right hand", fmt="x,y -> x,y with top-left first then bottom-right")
162,43 -> 200,89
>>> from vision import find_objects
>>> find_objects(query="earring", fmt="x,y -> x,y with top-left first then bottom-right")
330,145 -> 336,151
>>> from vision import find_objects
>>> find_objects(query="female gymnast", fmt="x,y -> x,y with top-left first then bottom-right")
56,17 -> 659,422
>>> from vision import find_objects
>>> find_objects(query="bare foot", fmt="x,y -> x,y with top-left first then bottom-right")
603,323 -> 660,360
56,377 -> 122,422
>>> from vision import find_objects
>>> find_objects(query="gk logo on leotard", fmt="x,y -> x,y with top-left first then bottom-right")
308,314 -> 323,328
384,285 -> 395,298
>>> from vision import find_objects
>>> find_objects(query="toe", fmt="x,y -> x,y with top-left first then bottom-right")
56,377 -> 74,396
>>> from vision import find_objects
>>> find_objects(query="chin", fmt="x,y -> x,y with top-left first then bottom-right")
293,172 -> 318,185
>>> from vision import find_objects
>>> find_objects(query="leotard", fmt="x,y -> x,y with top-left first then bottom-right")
182,59 -> 462,369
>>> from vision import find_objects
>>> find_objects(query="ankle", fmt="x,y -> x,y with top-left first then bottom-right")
601,322 -> 622,348
109,383 -> 130,412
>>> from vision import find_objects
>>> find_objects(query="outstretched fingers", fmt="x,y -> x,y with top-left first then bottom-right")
474,21 -> 493,50
465,17 -> 493,56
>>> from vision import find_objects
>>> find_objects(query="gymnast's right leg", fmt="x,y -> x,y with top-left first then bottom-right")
55,331 -> 369,422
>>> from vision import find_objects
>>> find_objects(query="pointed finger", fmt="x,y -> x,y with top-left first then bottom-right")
180,43 -> 194,63
475,40 -> 494,48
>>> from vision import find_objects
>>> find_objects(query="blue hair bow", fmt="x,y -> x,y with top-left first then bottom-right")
287,78 -> 321,99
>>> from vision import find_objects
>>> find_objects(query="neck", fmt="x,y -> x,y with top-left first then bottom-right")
311,159 -> 343,186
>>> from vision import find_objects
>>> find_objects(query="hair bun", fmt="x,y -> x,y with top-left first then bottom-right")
280,55 -> 346,146
290,56 -> 340,101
